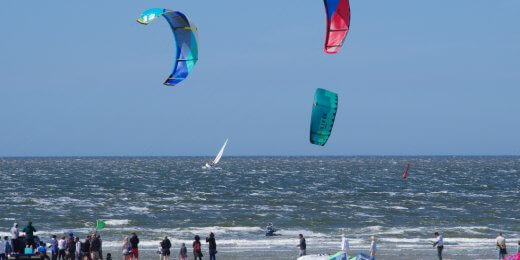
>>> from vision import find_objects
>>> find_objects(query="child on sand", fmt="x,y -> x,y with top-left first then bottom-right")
179,243 -> 187,260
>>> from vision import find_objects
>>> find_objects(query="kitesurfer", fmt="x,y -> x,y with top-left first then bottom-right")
297,234 -> 306,257
265,223 -> 276,236
433,232 -> 444,260
496,233 -> 507,259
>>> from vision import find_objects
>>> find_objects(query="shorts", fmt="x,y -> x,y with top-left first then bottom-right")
161,249 -> 170,256
130,248 -> 139,258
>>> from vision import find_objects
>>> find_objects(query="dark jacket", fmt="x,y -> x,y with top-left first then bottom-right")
299,238 -> 306,250
66,238 -> 75,254
130,235 -> 139,249
206,237 -> 216,250
90,237 -> 101,252
161,238 -> 171,249
23,224 -> 36,240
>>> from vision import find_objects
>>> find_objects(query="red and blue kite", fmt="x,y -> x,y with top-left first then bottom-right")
323,0 -> 351,54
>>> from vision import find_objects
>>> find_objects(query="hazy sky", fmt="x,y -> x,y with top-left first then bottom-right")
1,0 -> 519,156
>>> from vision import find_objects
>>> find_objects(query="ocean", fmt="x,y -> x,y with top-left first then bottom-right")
0,157 -> 519,259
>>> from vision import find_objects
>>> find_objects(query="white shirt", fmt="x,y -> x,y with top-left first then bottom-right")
341,237 -> 349,252
435,235 -> 444,247
58,239 -> 66,250
10,227 -> 19,239
370,241 -> 377,253
75,241 -> 81,254
496,236 -> 506,248
0,239 -> 6,254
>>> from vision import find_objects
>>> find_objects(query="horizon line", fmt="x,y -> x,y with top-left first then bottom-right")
1,154 -> 519,158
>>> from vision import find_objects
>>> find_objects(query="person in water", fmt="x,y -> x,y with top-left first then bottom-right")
179,243 -> 187,260
433,232 -> 444,260
370,235 -> 377,260
496,232 -> 507,259
266,223 -> 275,236
297,234 -> 306,257
206,232 -> 217,260
192,235 -> 202,260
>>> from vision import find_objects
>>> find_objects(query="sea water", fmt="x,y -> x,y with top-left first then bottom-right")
0,157 -> 519,259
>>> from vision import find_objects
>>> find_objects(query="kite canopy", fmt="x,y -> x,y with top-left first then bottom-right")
137,8 -> 199,86
310,88 -> 338,146
323,0 -> 351,54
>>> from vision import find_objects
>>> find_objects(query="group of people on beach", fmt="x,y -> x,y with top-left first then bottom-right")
0,221 -> 109,260
120,232 -> 217,260
2,221 -> 519,260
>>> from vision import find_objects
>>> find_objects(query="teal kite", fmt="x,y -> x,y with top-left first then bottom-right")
310,88 -> 338,146
137,8 -> 199,86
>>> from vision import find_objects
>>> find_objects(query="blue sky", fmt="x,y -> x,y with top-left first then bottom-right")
1,0 -> 519,156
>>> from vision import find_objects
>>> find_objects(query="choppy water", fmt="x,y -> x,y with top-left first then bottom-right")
0,157 -> 519,259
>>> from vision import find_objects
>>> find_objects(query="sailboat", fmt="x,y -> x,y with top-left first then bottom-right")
203,139 -> 228,169
402,163 -> 410,179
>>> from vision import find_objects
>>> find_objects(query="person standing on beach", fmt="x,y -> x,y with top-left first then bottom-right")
0,236 -> 6,260
297,234 -> 306,257
49,235 -> 59,260
160,236 -> 171,260
341,234 -> 349,259
121,237 -> 130,260
193,235 -> 202,260
179,243 -> 187,260
129,233 -> 139,260
83,235 -> 91,260
3,236 -> 12,258
37,241 -> 50,260
496,233 -> 507,259
58,236 -> 67,260
10,223 -> 19,253
433,232 -> 444,260
74,237 -> 80,260
66,233 -> 75,260
23,221 -> 37,249
370,235 -> 377,260
90,234 -> 101,260
206,232 -> 217,260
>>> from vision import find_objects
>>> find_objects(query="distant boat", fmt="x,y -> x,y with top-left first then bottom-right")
204,139 -> 228,169
402,163 -> 410,179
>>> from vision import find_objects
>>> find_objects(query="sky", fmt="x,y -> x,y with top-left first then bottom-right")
0,0 -> 519,156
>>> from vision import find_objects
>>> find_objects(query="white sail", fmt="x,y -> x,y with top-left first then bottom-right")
212,139 -> 228,165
